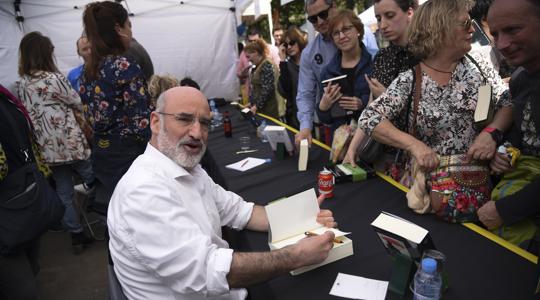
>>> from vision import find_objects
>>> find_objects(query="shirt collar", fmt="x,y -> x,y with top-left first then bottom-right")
144,143 -> 193,179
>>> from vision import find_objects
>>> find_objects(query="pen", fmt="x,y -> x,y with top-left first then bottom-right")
241,159 -> 249,167
236,149 -> 258,154
304,231 -> 343,244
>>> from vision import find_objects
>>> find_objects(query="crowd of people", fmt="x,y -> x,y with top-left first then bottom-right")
1,0 -> 539,298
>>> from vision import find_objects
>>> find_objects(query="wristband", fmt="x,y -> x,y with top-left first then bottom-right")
483,127 -> 503,145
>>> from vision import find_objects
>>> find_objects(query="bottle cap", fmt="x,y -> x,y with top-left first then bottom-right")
264,159 -> 272,164
421,258 -> 437,274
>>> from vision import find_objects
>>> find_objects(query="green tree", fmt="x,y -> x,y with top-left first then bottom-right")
268,0 -> 368,28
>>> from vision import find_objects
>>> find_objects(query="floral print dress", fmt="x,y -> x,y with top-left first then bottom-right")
18,72 -> 91,165
359,52 -> 512,156
78,55 -> 153,141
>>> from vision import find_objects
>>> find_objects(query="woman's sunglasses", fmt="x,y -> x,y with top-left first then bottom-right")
307,5 -> 331,24
282,40 -> 297,48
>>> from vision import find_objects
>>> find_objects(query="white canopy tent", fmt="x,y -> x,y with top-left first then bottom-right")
0,0 -> 260,100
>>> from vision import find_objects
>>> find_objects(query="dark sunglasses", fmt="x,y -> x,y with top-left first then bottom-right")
282,40 -> 297,48
307,5 -> 331,24
458,18 -> 473,29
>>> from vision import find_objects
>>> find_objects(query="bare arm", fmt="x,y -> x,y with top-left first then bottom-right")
372,119 -> 439,171
245,205 -> 269,232
227,232 -> 335,288
343,128 -> 368,167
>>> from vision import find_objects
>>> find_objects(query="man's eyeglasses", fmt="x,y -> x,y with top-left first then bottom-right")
331,25 -> 355,39
282,40 -> 297,48
307,4 -> 331,24
157,112 -> 211,130
458,18 -> 473,29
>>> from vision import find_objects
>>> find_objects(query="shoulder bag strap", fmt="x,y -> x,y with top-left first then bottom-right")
404,65 -> 418,134
410,65 -> 423,137
465,53 -> 487,84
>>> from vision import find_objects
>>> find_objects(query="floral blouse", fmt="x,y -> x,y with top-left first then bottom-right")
18,72 -> 91,165
372,44 -> 418,88
359,52 -> 512,155
78,55 -> 153,141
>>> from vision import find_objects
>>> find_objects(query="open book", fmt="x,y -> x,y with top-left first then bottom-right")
265,189 -> 353,275
371,212 -> 435,260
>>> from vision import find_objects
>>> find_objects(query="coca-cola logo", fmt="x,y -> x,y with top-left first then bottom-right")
318,178 -> 333,189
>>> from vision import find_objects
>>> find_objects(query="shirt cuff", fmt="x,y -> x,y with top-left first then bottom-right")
231,201 -> 254,230
206,248 -> 234,296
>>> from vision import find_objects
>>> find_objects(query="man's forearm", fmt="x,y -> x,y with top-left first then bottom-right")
227,248 -> 298,288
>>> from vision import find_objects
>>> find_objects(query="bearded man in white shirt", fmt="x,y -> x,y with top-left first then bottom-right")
107,86 -> 337,300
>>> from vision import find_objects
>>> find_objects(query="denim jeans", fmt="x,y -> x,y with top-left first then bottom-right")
51,160 -> 95,233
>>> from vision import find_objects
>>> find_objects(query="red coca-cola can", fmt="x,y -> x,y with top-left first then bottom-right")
318,169 -> 335,198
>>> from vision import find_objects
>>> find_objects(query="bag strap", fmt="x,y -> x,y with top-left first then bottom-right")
0,100 -> 33,163
465,53 -> 487,84
404,65 -> 418,134
410,65 -> 423,137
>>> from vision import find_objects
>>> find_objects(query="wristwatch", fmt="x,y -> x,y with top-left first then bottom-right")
483,127 -> 503,145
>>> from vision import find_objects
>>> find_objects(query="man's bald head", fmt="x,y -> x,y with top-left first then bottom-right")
156,86 -> 208,113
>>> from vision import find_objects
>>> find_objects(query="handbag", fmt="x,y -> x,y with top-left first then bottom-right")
429,154 -> 490,223
0,103 -> 65,255
403,64 -> 491,222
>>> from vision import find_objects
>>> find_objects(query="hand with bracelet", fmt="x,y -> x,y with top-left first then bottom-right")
466,127 -> 502,162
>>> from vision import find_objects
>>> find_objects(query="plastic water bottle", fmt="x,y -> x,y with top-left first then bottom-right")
209,99 -> 221,129
257,120 -> 268,143
413,258 -> 442,300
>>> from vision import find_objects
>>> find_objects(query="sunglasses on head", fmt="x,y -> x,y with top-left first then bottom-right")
307,5 -> 331,24
282,40 -> 297,48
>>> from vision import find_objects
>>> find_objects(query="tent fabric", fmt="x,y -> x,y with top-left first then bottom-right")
0,0 -> 255,100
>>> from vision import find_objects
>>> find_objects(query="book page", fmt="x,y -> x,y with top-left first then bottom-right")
371,212 -> 428,244
265,189 -> 320,243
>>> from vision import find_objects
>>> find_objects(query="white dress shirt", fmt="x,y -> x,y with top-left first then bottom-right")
108,144 -> 254,300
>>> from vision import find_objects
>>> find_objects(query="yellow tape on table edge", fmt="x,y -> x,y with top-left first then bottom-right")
254,111 -> 538,264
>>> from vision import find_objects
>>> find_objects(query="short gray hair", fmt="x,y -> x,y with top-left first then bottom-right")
155,93 -> 167,113
305,0 -> 333,12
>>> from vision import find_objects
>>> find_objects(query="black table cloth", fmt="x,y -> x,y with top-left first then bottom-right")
206,107 -> 537,300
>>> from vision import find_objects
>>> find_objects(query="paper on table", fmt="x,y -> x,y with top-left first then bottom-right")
225,157 -> 267,172
329,273 -> 388,300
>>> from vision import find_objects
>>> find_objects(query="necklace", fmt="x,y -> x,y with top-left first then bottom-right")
421,61 -> 453,75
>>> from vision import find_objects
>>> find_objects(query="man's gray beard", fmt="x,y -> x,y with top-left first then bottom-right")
157,130 -> 206,170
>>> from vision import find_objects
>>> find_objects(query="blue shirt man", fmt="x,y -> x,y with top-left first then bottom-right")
67,37 -> 91,91
295,0 -> 378,146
